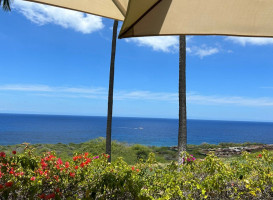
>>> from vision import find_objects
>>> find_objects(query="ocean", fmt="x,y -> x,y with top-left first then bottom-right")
0,113 -> 273,146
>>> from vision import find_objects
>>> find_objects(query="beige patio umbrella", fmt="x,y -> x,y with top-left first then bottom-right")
25,0 -> 128,20
119,0 -> 273,38
23,0 -> 129,161
119,0 -> 273,165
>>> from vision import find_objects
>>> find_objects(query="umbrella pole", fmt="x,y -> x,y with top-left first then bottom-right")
106,20 -> 119,162
178,35 -> 187,166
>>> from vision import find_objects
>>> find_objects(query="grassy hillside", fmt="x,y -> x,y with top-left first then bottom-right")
0,138 -> 265,164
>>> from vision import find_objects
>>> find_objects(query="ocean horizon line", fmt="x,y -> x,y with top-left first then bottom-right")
1,112 -> 273,124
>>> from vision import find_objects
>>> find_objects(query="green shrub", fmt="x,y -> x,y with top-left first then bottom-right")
0,145 -> 273,199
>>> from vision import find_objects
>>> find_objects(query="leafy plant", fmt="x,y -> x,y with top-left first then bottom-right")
0,145 -> 272,199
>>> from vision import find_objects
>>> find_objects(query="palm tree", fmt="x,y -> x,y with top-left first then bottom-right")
106,20 -> 118,162
178,35 -> 187,166
1,0 -> 11,11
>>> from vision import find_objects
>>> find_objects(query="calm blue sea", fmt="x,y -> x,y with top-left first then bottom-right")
0,113 -> 273,146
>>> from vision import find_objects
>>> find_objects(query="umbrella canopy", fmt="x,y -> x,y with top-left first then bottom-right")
119,0 -> 273,38
25,0 -> 128,20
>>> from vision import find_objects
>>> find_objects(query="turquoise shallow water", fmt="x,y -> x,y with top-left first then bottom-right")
1,113 -> 273,146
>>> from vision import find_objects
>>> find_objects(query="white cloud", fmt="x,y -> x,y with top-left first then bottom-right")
13,0 -> 104,34
226,36 -> 273,46
125,36 -> 219,58
0,84 -> 106,95
187,93 -> 273,106
115,91 -> 178,101
116,90 -> 273,107
125,36 -> 179,53
2,84 -> 273,107
0,84 -> 53,92
187,46 -> 219,58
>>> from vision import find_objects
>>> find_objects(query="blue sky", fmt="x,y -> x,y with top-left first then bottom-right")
1,0 -> 273,121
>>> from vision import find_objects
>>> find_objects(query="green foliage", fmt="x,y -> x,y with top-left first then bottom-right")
0,138 -> 176,164
0,145 -> 273,199
0,138 -> 266,165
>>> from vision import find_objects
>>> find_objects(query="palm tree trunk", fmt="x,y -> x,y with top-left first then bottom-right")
106,20 -> 118,162
178,35 -> 187,166
1,0 -> 11,11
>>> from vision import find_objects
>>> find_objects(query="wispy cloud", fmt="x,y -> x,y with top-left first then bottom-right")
115,90 -> 177,101
0,84 -> 106,95
226,36 -> 273,46
117,91 -> 273,106
187,46 -> 220,58
125,36 -> 220,58
0,84 -> 53,92
13,0 -> 104,34
260,86 -> 273,89
1,84 -> 273,107
187,93 -> 273,106
125,36 -> 179,53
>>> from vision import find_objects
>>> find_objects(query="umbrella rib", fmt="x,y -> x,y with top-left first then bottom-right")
112,0 -> 127,16
119,0 -> 162,38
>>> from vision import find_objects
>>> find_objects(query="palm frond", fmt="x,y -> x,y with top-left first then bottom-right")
0,0 -> 11,11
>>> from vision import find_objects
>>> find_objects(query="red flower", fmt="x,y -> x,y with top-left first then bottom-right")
5,182 -> 13,187
53,175 -> 59,182
56,188 -> 60,193
56,158 -> 63,165
84,152 -> 89,157
80,162 -> 85,168
0,152 -> 6,158
12,151 -> 16,155
9,168 -> 14,175
85,158 -> 92,165
15,171 -> 24,176
45,193 -> 55,199
73,156 -> 78,161
65,162 -> 69,168
136,169 -> 140,172
0,184 -> 3,189
132,166 -> 135,171
74,165 -> 79,170
38,193 -> 45,199
70,172 -> 75,177
258,154 -> 262,158
41,161 -> 48,169
44,156 -> 50,161
30,176 -> 36,181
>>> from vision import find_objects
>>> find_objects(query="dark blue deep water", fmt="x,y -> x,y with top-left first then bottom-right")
1,113 -> 273,146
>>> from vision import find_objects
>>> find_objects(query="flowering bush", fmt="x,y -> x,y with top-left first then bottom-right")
0,145 -> 272,199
